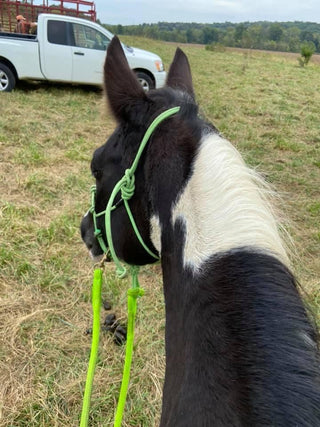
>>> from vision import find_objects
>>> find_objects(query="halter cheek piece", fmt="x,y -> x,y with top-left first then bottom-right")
89,106 -> 181,277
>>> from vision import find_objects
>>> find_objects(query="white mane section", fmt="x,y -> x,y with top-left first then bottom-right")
172,133 -> 289,272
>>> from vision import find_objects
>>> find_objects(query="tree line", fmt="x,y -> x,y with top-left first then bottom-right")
103,21 -> 320,54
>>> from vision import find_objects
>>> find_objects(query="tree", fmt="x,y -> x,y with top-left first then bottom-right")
300,30 -> 315,43
241,29 -> 253,48
268,23 -> 283,42
221,27 -> 236,47
284,27 -> 301,52
203,26 -> 219,44
115,24 -> 123,35
234,23 -> 246,44
186,28 -> 204,44
247,25 -> 263,49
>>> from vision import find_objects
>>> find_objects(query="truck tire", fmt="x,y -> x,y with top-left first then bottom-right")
135,71 -> 154,91
0,63 -> 16,92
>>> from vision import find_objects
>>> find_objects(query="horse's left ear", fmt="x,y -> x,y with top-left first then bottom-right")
166,48 -> 194,98
104,36 -> 147,122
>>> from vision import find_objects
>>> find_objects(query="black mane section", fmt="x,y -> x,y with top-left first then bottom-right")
144,87 -> 216,221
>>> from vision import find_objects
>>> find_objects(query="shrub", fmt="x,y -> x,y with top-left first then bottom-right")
298,42 -> 316,67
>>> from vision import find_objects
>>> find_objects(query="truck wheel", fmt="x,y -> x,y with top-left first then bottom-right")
0,63 -> 16,92
135,72 -> 154,91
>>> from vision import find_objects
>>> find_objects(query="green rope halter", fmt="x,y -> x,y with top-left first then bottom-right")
81,106 -> 181,427
91,106 -> 181,277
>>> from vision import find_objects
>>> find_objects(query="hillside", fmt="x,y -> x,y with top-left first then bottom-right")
105,21 -> 320,53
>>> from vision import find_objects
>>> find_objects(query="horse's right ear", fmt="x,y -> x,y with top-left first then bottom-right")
166,48 -> 194,99
104,36 -> 147,122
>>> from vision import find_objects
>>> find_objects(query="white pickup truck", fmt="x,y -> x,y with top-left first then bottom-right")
0,14 -> 166,92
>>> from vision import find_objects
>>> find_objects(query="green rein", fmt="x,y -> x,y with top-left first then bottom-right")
80,106 -> 181,427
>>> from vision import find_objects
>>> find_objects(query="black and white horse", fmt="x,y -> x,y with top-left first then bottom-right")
81,37 -> 320,426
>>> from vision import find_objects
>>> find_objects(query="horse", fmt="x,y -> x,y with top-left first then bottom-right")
81,36 -> 320,426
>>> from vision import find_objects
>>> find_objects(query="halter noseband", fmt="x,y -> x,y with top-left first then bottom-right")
89,106 -> 181,277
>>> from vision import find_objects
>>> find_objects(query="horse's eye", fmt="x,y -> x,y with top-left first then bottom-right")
93,170 -> 102,180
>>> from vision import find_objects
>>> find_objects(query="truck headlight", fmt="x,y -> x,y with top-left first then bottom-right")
155,60 -> 164,72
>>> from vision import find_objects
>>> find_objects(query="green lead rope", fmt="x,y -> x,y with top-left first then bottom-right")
114,267 -> 144,427
80,268 -> 103,427
80,266 -> 144,427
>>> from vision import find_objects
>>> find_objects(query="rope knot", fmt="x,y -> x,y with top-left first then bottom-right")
127,287 -> 145,299
116,265 -> 127,279
94,229 -> 102,238
121,170 -> 135,201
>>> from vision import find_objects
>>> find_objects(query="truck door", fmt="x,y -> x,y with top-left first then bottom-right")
70,23 -> 110,85
40,19 -> 72,81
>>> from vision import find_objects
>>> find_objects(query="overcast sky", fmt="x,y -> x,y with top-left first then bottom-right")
94,0 -> 320,25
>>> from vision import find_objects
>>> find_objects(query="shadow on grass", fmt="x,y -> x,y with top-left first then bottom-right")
14,80 -> 103,94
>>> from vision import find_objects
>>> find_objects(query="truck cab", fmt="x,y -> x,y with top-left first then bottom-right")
0,14 -> 166,92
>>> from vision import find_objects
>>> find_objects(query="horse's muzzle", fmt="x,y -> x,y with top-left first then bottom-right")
80,210 -> 105,260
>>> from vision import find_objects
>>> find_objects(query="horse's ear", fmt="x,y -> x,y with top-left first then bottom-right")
104,36 -> 147,121
166,48 -> 194,98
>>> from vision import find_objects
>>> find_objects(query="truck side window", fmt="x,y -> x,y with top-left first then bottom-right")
48,20 -> 68,45
72,23 -> 110,51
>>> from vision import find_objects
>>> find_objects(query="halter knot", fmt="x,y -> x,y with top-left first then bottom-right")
121,170 -> 135,201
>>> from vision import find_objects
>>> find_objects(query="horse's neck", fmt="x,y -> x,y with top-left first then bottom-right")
151,130 -> 290,317
152,129 -> 291,350
154,134 -> 320,426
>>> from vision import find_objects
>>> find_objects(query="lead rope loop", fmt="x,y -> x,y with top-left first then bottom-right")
80,266 -> 103,427
114,266 -> 144,427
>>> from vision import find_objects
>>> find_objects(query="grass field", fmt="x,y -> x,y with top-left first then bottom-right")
1,38 -> 319,426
